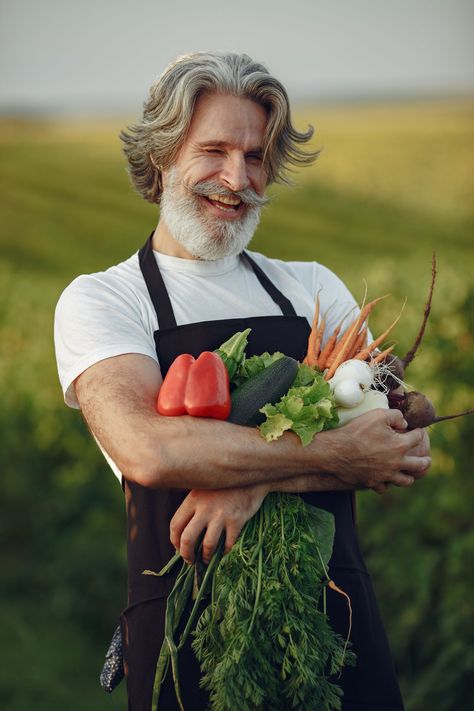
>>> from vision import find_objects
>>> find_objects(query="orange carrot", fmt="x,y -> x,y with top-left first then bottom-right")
349,327 -> 368,359
324,323 -> 359,368
304,293 -> 321,366
317,323 -> 343,369
311,317 -> 326,366
323,295 -> 388,378
328,579 -> 353,676
355,307 -> 404,362
372,345 -> 396,364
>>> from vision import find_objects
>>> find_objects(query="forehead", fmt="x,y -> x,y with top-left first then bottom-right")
185,93 -> 268,148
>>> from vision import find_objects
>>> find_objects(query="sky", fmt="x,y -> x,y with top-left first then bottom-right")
0,0 -> 473,113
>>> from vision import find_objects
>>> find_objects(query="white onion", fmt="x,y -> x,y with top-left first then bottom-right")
333,378 -> 364,408
331,359 -> 374,391
336,390 -> 389,427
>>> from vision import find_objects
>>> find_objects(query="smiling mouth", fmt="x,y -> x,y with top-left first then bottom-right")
205,193 -> 243,212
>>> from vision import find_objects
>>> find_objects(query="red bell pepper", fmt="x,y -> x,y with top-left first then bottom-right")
157,351 -> 231,420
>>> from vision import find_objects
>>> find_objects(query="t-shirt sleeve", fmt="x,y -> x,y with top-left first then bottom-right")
54,274 -> 159,409
312,264 -> 374,347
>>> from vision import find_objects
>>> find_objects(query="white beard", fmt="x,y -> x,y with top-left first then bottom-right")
159,170 -> 262,261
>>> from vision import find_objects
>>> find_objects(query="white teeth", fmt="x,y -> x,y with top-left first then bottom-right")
207,194 -> 241,206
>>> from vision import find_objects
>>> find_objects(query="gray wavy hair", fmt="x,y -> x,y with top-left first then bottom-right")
120,52 -> 318,203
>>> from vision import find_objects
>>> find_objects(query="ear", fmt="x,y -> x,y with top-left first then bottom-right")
161,168 -> 170,190
149,153 -> 165,180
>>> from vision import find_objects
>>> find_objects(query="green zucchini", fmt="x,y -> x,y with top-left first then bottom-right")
228,355 -> 298,426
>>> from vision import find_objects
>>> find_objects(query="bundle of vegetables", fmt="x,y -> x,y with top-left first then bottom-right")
149,331 -> 354,711
297,255 -> 473,431
147,256 -> 473,711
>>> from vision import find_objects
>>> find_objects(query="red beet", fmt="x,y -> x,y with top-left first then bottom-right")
397,391 -> 474,430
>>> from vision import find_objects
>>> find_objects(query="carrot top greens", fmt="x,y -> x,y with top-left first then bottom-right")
193,494 -> 355,711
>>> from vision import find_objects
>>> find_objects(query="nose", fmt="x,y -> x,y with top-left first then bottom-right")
220,152 -> 250,193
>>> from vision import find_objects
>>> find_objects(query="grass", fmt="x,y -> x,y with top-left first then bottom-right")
0,98 -> 473,711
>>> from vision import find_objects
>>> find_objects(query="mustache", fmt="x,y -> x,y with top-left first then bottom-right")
186,180 -> 270,208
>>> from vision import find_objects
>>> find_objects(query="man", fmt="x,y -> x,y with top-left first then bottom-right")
55,52 -> 430,710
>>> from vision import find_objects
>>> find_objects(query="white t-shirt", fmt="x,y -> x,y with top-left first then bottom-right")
55,246 -> 359,408
54,246 -> 360,480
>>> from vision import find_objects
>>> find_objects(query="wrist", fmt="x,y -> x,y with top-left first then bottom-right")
306,428 -> 346,477
258,480 -> 272,497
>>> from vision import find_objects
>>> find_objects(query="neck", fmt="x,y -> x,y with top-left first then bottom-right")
151,218 -> 198,259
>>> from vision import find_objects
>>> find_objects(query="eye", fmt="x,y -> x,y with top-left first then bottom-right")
246,152 -> 263,163
204,148 -> 224,155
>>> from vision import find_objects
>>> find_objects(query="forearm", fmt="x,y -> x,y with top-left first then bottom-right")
75,355 -> 336,490
129,413 -> 345,490
137,412 -> 429,492
267,472 -> 356,494
76,354 -> 430,492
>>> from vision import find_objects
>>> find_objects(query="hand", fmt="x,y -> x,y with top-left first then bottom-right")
371,426 -> 431,495
170,484 -> 269,564
322,408 -> 432,492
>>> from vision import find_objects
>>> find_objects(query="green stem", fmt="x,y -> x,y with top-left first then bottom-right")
156,550 -> 182,576
178,534 -> 225,651
248,509 -> 264,635
151,561 -> 193,711
315,544 -> 331,582
151,642 -> 170,711
165,592 -> 185,711
151,561 -> 187,711
248,508 -> 264,566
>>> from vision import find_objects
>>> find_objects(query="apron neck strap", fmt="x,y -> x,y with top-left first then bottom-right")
241,251 -> 297,317
138,234 -> 297,328
138,234 -> 177,329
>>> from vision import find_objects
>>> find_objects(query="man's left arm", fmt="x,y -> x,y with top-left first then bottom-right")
171,429 -> 430,564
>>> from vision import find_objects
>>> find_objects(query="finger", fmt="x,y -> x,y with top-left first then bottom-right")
179,517 -> 207,564
401,455 -> 432,474
412,464 -> 430,480
406,429 -> 430,457
170,504 -> 195,550
390,473 -> 415,487
224,521 -> 245,553
386,408 -> 408,431
396,427 -> 426,452
372,482 -> 390,495
201,521 -> 223,564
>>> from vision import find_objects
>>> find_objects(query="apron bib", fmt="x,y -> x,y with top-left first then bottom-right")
120,235 -> 404,711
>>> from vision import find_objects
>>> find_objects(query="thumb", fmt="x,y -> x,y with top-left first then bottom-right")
386,407 -> 408,431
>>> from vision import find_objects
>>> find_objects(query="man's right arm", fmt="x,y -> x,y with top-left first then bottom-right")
75,353 -> 430,491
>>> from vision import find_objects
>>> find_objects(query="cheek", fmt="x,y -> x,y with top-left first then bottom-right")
179,158 -> 223,186
250,167 -> 268,194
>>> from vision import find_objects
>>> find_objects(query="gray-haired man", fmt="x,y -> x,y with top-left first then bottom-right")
55,52 -> 430,710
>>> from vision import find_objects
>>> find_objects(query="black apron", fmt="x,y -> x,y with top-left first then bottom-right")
120,235 -> 405,711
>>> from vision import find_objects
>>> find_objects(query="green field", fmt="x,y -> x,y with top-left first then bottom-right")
1,99 -> 473,710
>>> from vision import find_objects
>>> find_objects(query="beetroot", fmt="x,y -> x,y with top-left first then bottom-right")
401,391 -> 436,429
395,390 -> 474,431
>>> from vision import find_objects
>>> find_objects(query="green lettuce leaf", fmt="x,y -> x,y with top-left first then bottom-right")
258,365 -> 338,446
306,506 -> 336,567
232,351 -> 284,387
215,328 -> 251,381
258,413 -> 293,442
